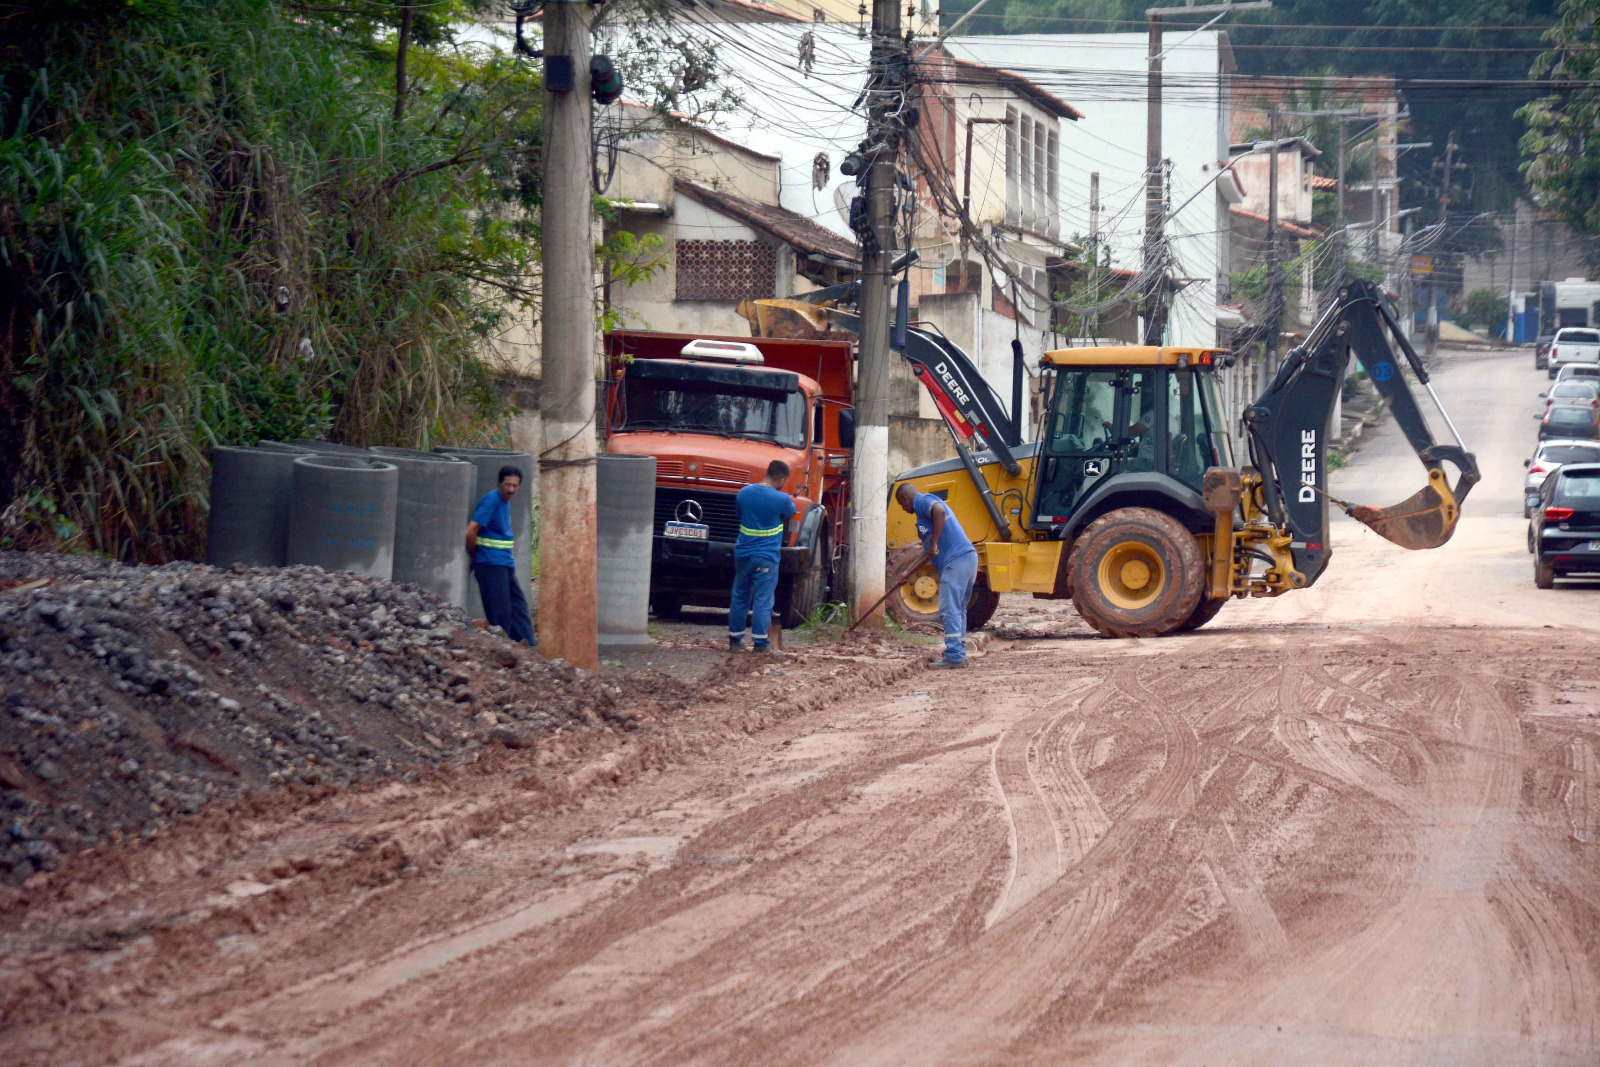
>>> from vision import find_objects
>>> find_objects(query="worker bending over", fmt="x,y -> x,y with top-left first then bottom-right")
729,460 -> 796,653
464,466 -> 536,646
894,482 -> 978,669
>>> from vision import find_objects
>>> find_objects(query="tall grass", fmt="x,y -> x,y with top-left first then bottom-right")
0,1 -> 539,560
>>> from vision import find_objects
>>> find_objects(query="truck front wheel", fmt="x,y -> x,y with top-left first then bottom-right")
884,546 -> 1000,633
780,536 -> 828,628
1068,508 -> 1205,638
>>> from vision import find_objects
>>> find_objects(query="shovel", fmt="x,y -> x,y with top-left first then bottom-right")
845,558 -> 927,633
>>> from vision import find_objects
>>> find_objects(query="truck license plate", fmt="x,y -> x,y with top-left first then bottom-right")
664,521 -> 710,540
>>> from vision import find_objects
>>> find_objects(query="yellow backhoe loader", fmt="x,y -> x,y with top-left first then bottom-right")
747,276 -> 1479,638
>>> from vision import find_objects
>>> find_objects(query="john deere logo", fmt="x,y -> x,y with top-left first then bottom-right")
1083,459 -> 1104,477
675,499 -> 704,523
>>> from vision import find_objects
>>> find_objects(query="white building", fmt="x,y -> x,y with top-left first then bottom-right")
946,31 -> 1238,349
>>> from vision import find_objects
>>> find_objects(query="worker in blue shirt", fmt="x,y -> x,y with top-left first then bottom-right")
729,459 -> 796,653
894,483 -> 979,668
464,466 -> 536,646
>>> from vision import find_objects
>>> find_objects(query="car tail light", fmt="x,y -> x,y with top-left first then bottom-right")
1530,463 -> 1548,474
1546,506 -> 1575,521
1553,346 -> 1560,361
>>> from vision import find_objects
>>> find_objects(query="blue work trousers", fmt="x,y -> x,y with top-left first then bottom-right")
936,551 -> 978,663
474,563 -> 537,646
729,554 -> 782,648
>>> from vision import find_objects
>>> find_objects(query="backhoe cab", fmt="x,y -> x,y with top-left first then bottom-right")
882,279 -> 1479,638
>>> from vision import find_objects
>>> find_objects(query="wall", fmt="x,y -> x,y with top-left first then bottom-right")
1230,147 -> 1315,225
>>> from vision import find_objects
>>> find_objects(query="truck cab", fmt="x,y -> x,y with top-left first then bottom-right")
604,331 -> 855,626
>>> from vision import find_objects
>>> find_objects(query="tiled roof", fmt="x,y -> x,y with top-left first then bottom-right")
944,56 -> 1084,121
1311,174 -> 1339,191
675,179 -> 859,265
1228,205 -> 1324,240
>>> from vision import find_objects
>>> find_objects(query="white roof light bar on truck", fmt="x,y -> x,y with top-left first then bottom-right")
680,339 -> 765,364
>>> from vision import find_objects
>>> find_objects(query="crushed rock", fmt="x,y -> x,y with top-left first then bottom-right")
0,552 -> 664,884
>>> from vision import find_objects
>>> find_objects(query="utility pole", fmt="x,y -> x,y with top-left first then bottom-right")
1264,104 -> 1281,386
1143,2 -> 1271,347
539,1 -> 599,670
1143,9 -> 1165,345
1335,116 -> 1347,281
849,0 -> 901,627
1506,205 -> 1519,344
1427,131 -> 1456,345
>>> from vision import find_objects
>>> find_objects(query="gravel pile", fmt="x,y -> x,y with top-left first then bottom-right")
0,553 -> 636,884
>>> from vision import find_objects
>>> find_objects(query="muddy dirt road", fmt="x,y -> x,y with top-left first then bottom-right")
6,349 -> 1599,1065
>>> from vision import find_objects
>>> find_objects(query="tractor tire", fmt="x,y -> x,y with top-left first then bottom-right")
1177,596 -> 1228,632
780,536 -> 828,628
884,545 -> 999,633
1535,559 -> 1556,589
1068,507 -> 1205,638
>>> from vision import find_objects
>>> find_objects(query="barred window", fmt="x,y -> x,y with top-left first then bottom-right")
675,239 -> 777,301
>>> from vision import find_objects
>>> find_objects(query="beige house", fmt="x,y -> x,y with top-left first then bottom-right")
603,104 -> 858,337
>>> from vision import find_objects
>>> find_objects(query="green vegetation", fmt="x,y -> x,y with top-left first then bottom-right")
1463,288 -> 1510,330
1520,0 -> 1600,244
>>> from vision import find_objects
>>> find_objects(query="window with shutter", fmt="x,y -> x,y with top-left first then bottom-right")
674,240 -> 777,301
1004,106 -> 1019,227
1046,128 -> 1060,237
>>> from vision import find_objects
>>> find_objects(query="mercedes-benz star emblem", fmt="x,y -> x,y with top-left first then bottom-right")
675,499 -> 704,523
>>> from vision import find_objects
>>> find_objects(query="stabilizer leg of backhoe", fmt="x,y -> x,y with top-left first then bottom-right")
1347,467 -> 1461,550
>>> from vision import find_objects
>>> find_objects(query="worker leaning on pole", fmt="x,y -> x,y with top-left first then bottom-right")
894,482 -> 978,669
728,459 -> 796,654
464,465 -> 537,646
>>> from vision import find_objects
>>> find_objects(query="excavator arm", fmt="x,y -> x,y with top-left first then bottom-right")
1241,278 -> 1480,587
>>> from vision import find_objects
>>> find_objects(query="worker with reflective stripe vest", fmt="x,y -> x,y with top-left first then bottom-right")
465,465 -> 536,646
729,459 -> 796,653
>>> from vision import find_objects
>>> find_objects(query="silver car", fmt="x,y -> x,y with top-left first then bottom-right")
1525,438 -> 1600,516
1555,363 -> 1600,386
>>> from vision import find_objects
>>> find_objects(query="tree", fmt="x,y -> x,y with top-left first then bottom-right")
1463,287 -> 1509,330
1519,0 -> 1600,243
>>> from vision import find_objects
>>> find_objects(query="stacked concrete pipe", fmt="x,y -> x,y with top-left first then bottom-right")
434,447 -> 535,621
206,445 -> 307,567
286,455 -> 399,580
596,454 -> 656,646
367,447 -> 475,607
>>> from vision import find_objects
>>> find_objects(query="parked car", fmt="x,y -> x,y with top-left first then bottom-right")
1547,327 -> 1600,378
1543,379 -> 1600,411
1554,363 -> 1600,386
1536,335 -> 1554,370
1540,403 -> 1600,441
1532,462 -> 1600,587
1524,439 -> 1600,516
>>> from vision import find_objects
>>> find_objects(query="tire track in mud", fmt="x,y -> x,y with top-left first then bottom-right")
986,678 -> 1105,926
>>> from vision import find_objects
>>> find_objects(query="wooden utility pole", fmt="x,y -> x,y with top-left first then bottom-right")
539,1 -> 599,670
849,0 -> 901,627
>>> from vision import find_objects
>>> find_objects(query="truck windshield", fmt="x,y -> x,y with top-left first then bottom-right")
618,380 -> 806,448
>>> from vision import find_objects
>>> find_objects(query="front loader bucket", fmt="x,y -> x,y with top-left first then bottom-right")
1347,467 -> 1461,550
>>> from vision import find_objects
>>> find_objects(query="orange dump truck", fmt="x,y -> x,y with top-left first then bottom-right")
603,331 -> 855,626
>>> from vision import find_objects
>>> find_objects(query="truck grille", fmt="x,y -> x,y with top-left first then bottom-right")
653,487 -> 740,542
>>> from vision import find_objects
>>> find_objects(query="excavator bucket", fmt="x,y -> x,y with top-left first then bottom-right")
737,298 -> 850,341
1346,467 -> 1461,550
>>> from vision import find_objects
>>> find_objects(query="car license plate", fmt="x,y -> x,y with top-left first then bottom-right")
1586,540 -> 1600,551
664,521 -> 710,540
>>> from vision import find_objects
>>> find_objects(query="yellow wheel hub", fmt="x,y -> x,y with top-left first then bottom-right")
1097,540 -> 1166,610
902,568 -> 941,615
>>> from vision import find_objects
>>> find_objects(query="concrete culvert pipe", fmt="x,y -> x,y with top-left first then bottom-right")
597,454 -> 656,646
435,447 -> 534,622
368,447 -> 475,607
206,446 -> 302,567
255,441 -> 318,454
290,439 -> 372,456
286,456 -> 399,580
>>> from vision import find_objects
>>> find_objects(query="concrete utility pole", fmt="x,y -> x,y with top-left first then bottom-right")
1264,105 -> 1281,381
849,0 -> 901,627
1143,10 -> 1165,345
1506,205 -> 1519,343
1143,2 -> 1272,347
539,1 -> 599,670
1335,116 -> 1347,279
